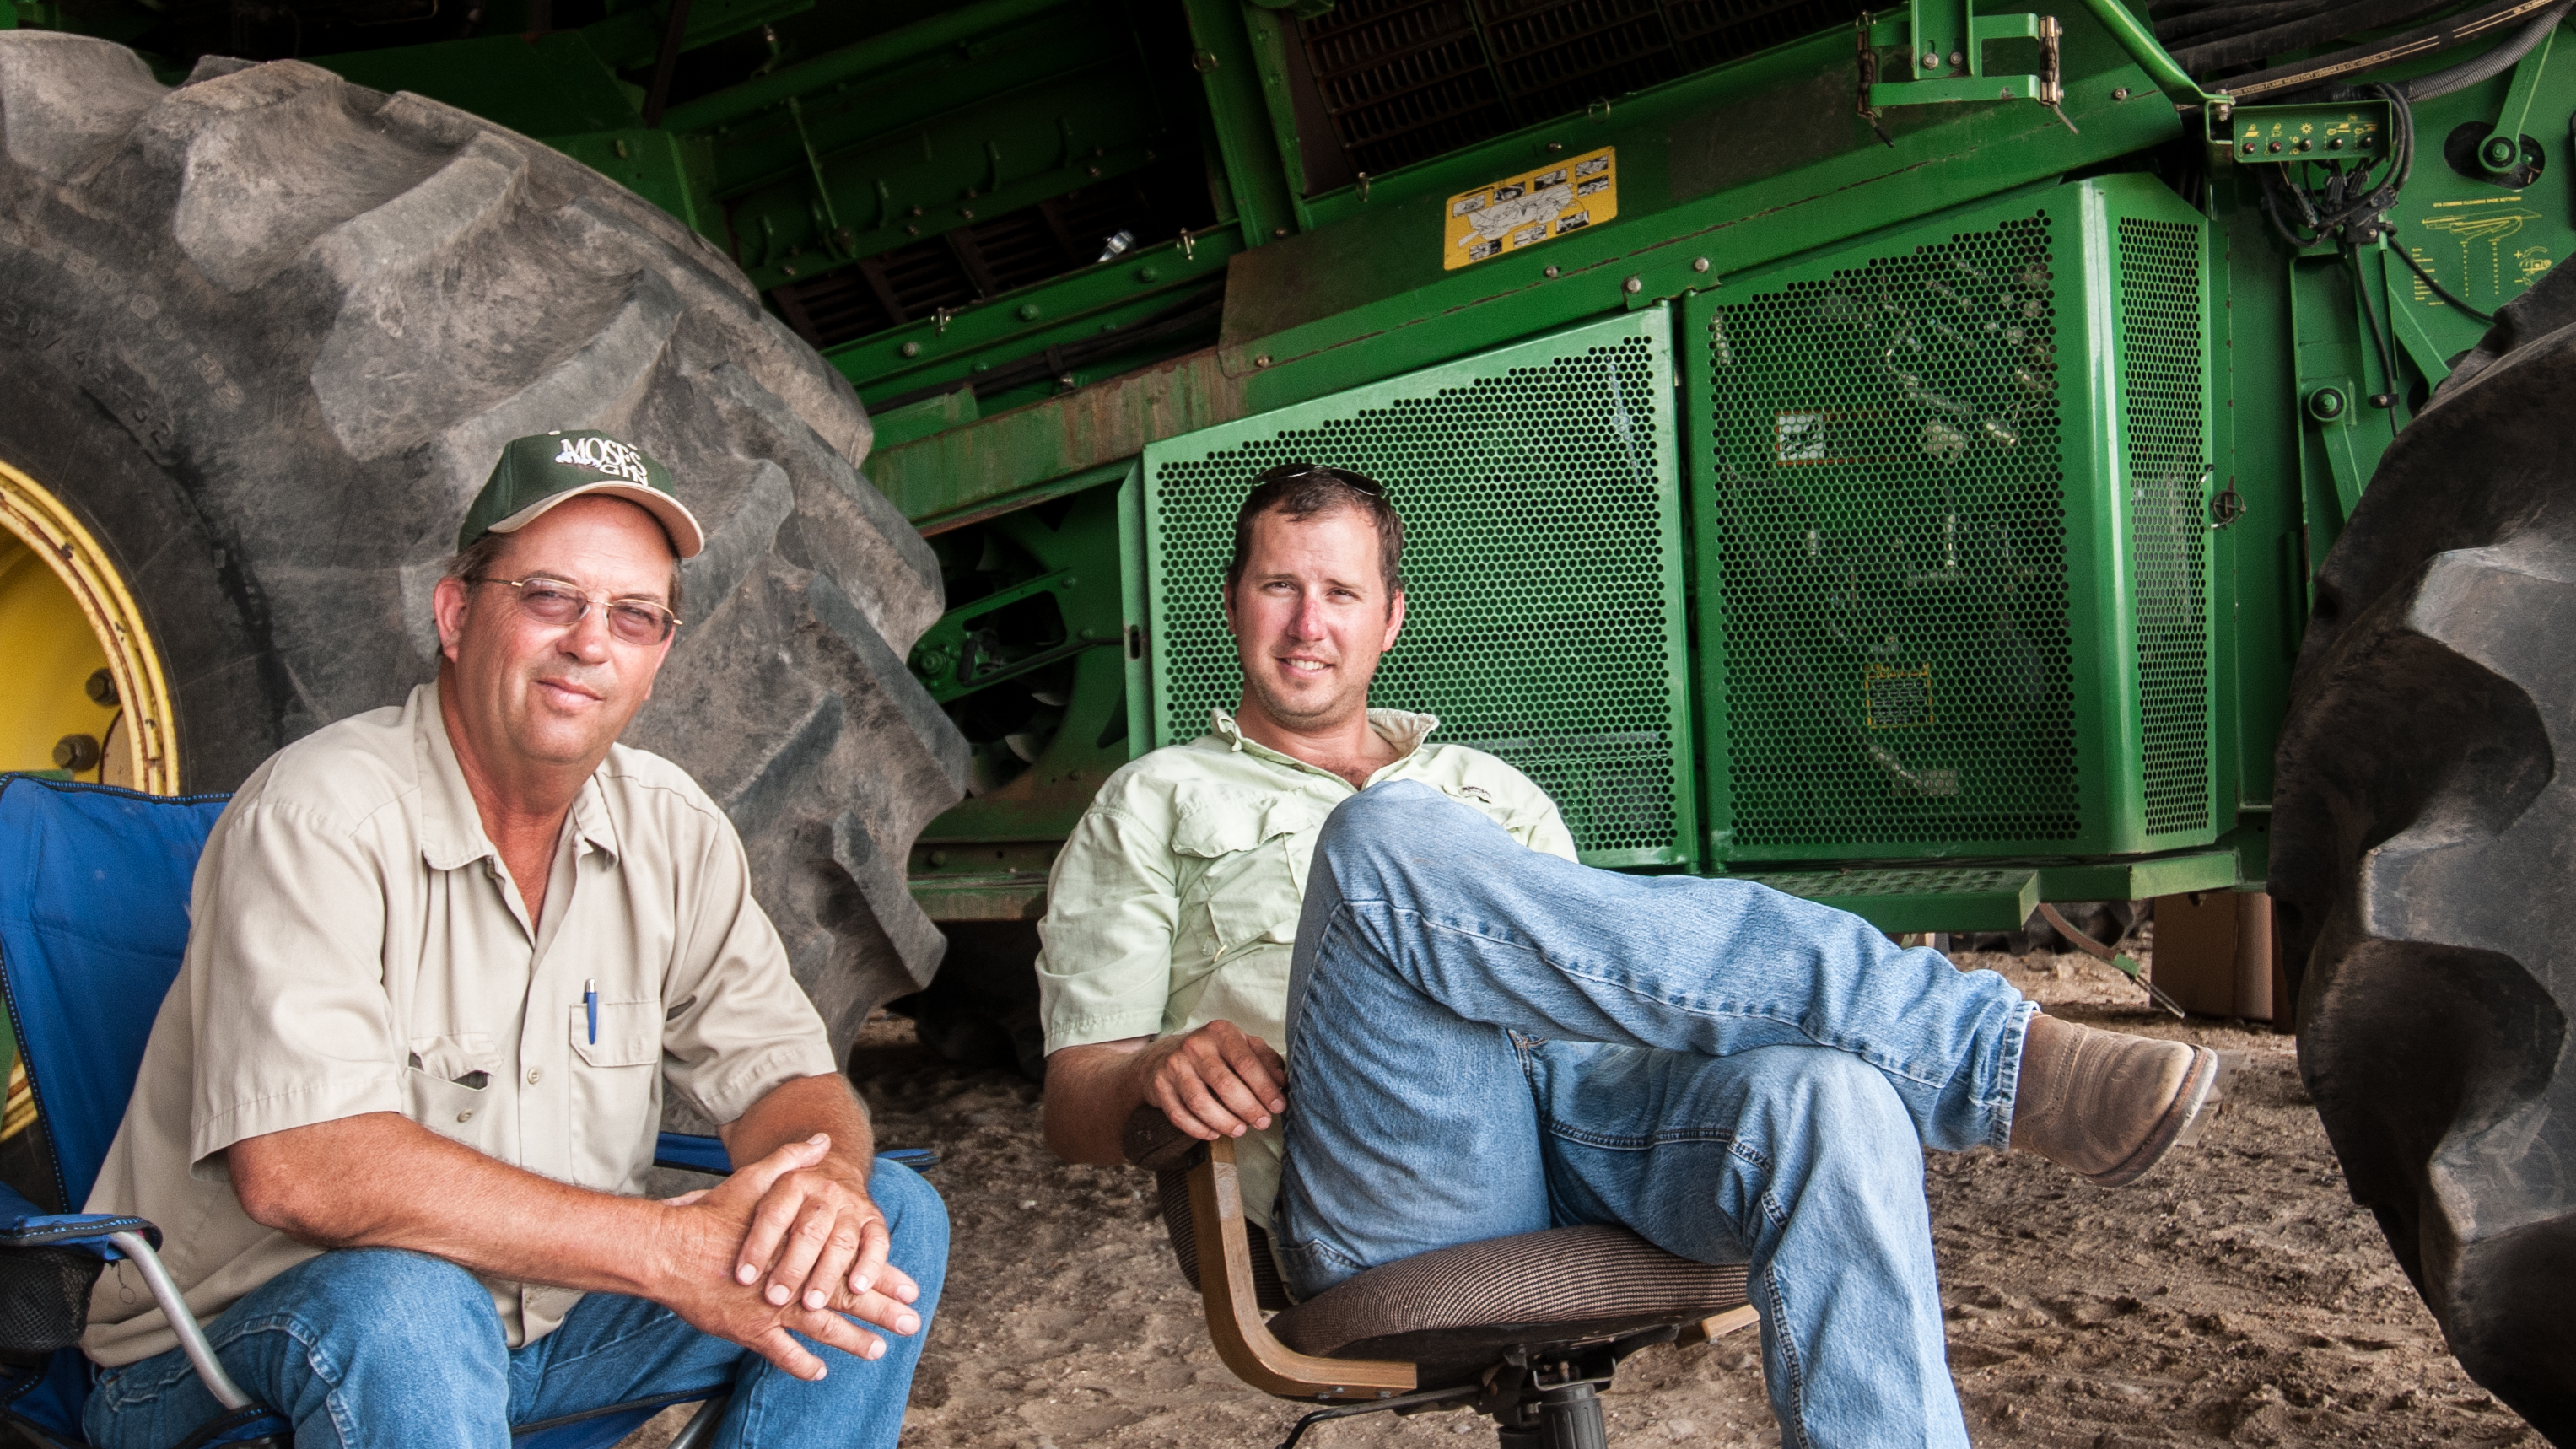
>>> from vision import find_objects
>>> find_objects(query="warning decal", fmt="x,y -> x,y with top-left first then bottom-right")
1443,148 -> 1616,271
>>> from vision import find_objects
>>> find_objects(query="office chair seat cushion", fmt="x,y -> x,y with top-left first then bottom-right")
1268,1225 -> 1750,1384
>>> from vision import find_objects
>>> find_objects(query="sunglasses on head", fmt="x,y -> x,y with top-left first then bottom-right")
1258,462 -> 1385,497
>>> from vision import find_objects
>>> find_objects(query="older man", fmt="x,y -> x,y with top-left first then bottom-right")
78,431 -> 945,1449
1039,463 -> 2216,1448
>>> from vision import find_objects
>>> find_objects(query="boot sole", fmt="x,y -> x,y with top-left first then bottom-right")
2085,1046 -> 2223,1188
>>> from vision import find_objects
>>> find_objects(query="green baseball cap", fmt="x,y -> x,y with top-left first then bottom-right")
458,429 -> 706,559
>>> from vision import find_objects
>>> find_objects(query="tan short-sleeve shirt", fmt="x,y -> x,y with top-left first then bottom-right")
79,682 -> 838,1367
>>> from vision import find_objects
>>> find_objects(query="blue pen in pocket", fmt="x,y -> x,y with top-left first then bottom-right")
585,978 -> 598,1045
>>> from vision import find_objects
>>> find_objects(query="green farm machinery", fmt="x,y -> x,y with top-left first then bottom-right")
2,0 -> 2573,1430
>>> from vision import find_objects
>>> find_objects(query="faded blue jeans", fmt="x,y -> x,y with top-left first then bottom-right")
83,1160 -> 946,1449
1275,783 -> 2034,1449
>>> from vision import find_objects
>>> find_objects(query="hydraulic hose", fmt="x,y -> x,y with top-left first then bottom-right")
2174,0 -> 2464,74
2159,0 -> 2348,49
2347,0 -> 2576,96
2216,0 -> 2564,97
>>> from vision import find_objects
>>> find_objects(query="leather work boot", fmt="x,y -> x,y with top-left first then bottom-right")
2009,1014 -> 2221,1188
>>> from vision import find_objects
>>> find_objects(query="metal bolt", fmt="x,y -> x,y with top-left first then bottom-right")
1922,51 -> 1940,66
928,851 -> 948,868
85,667 -> 116,706
2482,134 -> 2520,169
1018,303 -> 1042,321
2112,86 -> 2130,100
1254,354 -> 1273,367
1546,140 -> 1564,152
1622,276 -> 1642,294
1087,165 -> 1102,177
2266,141 -> 2282,154
961,207 -> 976,219
1691,256 -> 1711,273
52,734 -> 100,772
1544,264 -> 1560,278
899,341 -> 921,358
458,1110 -> 473,1123
780,262 -> 799,277
529,1069 -> 542,1085
1948,50 -> 1964,67
1272,226 -> 1289,237
2307,386 -> 2347,420
905,225 -> 919,236
1139,264 -> 1161,282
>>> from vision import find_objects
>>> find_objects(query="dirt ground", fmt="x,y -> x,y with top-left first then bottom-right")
656,940 -> 2544,1448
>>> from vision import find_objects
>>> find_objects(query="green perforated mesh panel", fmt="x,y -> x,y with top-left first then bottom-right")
1144,321 -> 1688,862
2117,218 -> 2212,838
1705,210 -> 2080,852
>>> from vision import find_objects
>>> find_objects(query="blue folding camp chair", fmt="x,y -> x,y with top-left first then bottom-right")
0,773 -> 933,1449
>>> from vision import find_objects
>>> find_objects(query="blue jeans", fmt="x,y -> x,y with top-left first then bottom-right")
1275,783 -> 2034,1449
84,1161 -> 946,1449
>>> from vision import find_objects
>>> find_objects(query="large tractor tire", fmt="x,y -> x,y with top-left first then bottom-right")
0,34 -> 967,1088
2272,263 -> 2576,1440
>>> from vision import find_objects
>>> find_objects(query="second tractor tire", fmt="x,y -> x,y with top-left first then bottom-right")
2272,262 -> 2576,1442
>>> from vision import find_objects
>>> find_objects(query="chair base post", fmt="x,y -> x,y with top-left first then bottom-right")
1497,1381 -> 1607,1449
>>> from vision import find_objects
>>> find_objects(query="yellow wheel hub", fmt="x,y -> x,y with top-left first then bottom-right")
0,458 -> 179,795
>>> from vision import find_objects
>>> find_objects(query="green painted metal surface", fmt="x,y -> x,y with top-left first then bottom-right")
1137,309 -> 1697,868
1742,865 -> 2042,933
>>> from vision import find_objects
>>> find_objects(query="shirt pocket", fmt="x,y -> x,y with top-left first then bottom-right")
1171,786 -> 1329,956
405,1032 -> 497,1147
567,1001 -> 662,1191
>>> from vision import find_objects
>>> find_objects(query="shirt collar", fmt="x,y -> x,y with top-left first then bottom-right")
1207,706 -> 1443,771
412,681 -> 621,871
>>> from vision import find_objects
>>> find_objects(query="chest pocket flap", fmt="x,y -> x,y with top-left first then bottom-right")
1171,785 -> 1331,954
570,1000 -> 662,1068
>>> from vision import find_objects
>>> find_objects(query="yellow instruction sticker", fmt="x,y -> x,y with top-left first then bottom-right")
1442,147 -> 1615,271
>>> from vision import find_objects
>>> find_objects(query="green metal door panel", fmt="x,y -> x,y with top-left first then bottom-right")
1687,175 -> 2216,866
1136,309 -> 1695,869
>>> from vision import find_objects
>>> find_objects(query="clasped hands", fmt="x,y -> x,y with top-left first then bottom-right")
660,1135 -> 921,1381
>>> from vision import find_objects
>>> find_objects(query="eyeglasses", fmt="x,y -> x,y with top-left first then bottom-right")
472,577 -> 681,645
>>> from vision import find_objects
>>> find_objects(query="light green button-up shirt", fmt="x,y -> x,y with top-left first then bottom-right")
1037,707 -> 1576,1228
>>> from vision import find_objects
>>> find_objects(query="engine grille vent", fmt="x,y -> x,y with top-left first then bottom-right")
2116,217 -> 2213,838
1705,211 -> 2083,852
1142,316 -> 1691,865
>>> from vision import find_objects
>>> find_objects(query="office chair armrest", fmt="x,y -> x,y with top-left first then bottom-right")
1118,1106 -> 1203,1173
1120,1107 -> 1409,1398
